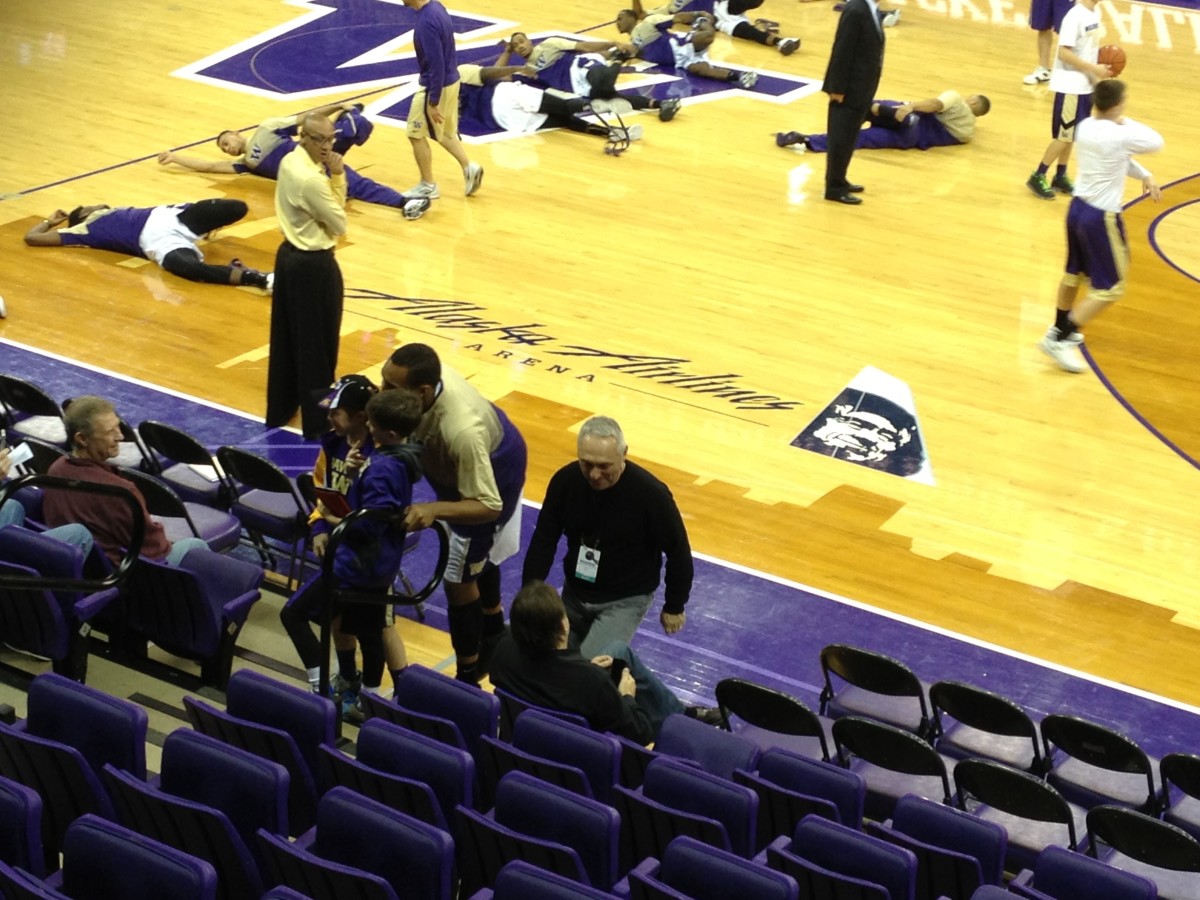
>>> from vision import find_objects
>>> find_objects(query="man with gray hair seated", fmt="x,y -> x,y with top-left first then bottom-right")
522,415 -> 693,658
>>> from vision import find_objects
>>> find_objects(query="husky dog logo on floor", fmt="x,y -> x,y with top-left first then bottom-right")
792,366 -> 933,483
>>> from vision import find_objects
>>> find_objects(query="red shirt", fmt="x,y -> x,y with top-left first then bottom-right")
44,457 -> 171,564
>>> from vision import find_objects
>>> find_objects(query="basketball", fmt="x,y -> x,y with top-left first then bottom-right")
1098,45 -> 1127,77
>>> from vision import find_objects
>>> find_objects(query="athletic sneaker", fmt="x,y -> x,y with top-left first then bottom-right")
402,197 -> 431,220
608,124 -> 643,144
1023,66 -> 1051,85
1051,173 -> 1075,195
777,37 -> 800,55
737,71 -> 759,90
1039,334 -> 1088,373
0,296 -> 6,318
1045,325 -> 1084,345
1026,172 -> 1056,200
331,670 -> 362,696
464,162 -> 484,196
658,98 -> 681,122
342,695 -> 365,726
880,9 -> 901,26
590,97 -> 633,116
775,131 -> 807,148
406,181 -> 440,199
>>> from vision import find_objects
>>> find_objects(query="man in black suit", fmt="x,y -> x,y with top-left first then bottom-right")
822,0 -> 886,205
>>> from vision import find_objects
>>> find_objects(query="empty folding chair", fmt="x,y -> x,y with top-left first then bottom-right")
955,758 -> 1086,874
121,548 -> 263,688
1088,804 -> 1200,900
832,716 -> 953,821
488,860 -> 616,900
0,774 -> 45,878
137,420 -> 228,508
117,466 -> 240,553
0,527 -> 120,682
612,781 -> 730,875
763,814 -> 917,900
477,734 -> 592,809
494,687 -> 589,742
291,787 -> 454,900
614,733 -> 662,790
819,643 -> 935,739
734,767 -> 845,852
390,664 -> 499,761
1010,844 -> 1157,900
1161,752 -> 1200,842
513,709 -> 622,804
1042,714 -> 1162,815
358,690 -> 470,754
0,376 -> 68,446
628,835 -> 799,900
754,746 -> 866,829
102,764 -> 263,900
654,712 -> 759,780
318,746 -> 448,834
865,793 -> 1007,900
257,829 -> 399,900
215,445 -> 312,587
353,717 -> 476,821
157,729 -> 290,854
224,670 -> 336,778
57,814 -> 219,900
930,680 -> 1049,774
716,677 -> 835,762
641,756 -> 759,858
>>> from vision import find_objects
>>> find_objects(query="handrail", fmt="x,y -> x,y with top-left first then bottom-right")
316,507 -> 449,696
0,472 -> 146,591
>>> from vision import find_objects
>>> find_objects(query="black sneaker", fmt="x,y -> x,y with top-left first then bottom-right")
775,131 -> 806,148
685,705 -> 725,727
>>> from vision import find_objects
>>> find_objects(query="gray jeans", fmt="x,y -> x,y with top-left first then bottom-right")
562,582 -> 655,659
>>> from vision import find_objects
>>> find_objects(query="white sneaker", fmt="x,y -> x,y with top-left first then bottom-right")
591,97 -> 634,116
625,124 -> 643,142
402,197 -> 431,220
464,162 -> 484,197
1039,335 -> 1088,373
0,295 -> 7,318
264,273 -> 274,295
880,9 -> 900,26
738,71 -> 759,90
1044,325 -> 1083,345
407,181 -> 440,199
777,37 -> 800,55
1023,66 -> 1051,85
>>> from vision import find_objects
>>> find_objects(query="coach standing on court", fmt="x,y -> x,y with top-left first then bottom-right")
822,0 -> 885,205
522,416 -> 694,659
266,113 -> 347,439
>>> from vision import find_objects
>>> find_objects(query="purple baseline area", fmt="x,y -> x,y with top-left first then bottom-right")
4,339 -> 1200,760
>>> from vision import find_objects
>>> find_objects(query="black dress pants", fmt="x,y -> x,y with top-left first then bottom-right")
825,100 -> 870,195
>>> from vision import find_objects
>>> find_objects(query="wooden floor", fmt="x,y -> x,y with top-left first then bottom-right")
3,0 -> 1200,705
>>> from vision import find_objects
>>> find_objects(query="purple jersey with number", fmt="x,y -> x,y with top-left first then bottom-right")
57,206 -> 161,257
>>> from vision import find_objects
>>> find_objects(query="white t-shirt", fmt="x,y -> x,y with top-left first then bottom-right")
1073,116 -> 1163,212
1049,3 -> 1103,95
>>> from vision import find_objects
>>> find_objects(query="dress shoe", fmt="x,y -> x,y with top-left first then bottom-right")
825,192 -> 863,205
684,705 -> 726,727
845,183 -> 864,193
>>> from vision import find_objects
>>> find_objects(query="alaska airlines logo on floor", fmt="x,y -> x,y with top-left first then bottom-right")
351,288 -> 802,412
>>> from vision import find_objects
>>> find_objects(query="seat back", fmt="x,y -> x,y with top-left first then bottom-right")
313,787 -> 454,900
136,421 -> 228,508
733,768 -> 842,853
1163,752 -> 1200,802
889,792 -> 1007,888
455,804 -> 586,898
224,669 -> 336,778
494,771 -> 621,890
60,814 -> 219,900
478,735 -> 591,809
930,681 -> 1046,774
183,696 -> 317,835
0,376 -> 65,440
612,784 -> 729,875
615,733 -> 661,790
1042,714 -> 1159,814
791,814 -> 917,900
1031,844 -> 1158,899
495,687 -> 589,742
358,690 -> 469,753
513,709 -> 621,804
214,445 -> 304,501
954,758 -> 1077,848
102,764 -> 262,900
391,664 -> 499,762
757,747 -> 866,829
0,774 -> 45,877
25,673 -> 147,779
0,859 -> 72,899
655,835 -> 799,900
642,756 -> 758,857
355,718 -> 475,819
832,715 -> 952,818
491,859 -> 616,900
318,746 -> 447,834
654,712 -> 759,780
716,678 -> 832,761
1087,803 -> 1200,870
257,829 -> 399,900
819,644 -> 932,738
159,728 -> 290,856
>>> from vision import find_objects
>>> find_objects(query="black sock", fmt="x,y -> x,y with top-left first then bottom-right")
1055,164 -> 1068,179
447,600 -> 483,660
1055,308 -> 1074,337
358,630 -> 385,690
1036,163 -> 1050,177
336,649 -> 359,682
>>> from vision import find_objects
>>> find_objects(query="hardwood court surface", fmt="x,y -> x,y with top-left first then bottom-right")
2,0 -> 1200,703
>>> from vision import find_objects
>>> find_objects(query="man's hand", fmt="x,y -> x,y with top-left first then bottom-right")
660,611 -> 686,635
429,104 -> 445,127
403,503 -> 438,532
345,441 -> 366,475
617,669 -> 637,697
1143,176 -> 1162,201
157,151 -> 176,166
312,532 -> 329,559
326,151 -> 345,175
829,93 -> 846,104
47,209 -> 69,226
590,654 -> 614,669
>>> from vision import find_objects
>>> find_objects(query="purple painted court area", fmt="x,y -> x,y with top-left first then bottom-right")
5,339 -> 1200,761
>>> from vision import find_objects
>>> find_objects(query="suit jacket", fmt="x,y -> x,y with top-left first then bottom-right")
822,0 -> 885,112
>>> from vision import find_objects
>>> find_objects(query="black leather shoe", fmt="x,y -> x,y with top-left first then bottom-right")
825,192 -> 863,205
845,183 -> 864,193
685,705 -> 726,727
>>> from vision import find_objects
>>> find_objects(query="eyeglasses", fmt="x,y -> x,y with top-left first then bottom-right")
302,132 -> 335,146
